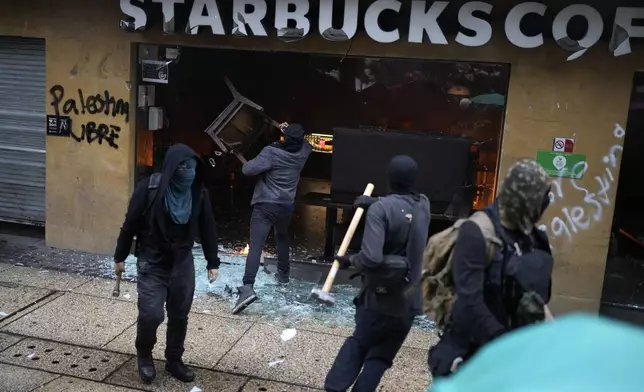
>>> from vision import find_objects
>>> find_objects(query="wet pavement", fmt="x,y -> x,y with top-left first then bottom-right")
0,231 -> 435,391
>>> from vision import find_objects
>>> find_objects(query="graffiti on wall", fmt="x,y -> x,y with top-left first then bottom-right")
49,85 -> 129,150
538,123 -> 625,247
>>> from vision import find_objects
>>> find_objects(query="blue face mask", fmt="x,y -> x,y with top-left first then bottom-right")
165,158 -> 197,224
173,159 -> 197,190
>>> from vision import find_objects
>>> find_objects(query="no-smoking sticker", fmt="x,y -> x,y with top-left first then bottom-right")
553,137 -> 574,153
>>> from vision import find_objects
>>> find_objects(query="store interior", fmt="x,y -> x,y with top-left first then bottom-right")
601,71 -> 644,321
134,44 -> 510,260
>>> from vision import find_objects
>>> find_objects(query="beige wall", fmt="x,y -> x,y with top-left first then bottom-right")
0,0 -> 640,314
0,1 -> 137,254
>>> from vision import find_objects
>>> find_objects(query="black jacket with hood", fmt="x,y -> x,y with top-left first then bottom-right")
430,203 -> 552,375
114,144 -> 220,270
351,193 -> 431,317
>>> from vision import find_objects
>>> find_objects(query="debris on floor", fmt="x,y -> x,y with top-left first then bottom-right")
280,328 -> 297,342
268,356 -> 285,367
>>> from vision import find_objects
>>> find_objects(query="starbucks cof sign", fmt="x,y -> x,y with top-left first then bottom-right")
120,0 -> 644,60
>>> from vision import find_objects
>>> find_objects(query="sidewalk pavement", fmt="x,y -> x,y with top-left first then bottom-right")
0,262 -> 434,391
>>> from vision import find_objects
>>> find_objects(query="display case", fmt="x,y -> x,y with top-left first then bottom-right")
304,133 -> 333,153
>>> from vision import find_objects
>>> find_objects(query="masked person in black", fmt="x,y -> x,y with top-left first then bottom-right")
324,155 -> 431,392
114,144 -> 220,384
232,123 -> 312,314
428,159 -> 553,378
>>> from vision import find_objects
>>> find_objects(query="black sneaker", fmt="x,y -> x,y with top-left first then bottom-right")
232,284 -> 258,314
165,360 -> 195,383
137,355 -> 156,384
274,269 -> 290,285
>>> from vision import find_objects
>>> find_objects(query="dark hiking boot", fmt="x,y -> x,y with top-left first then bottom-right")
165,360 -> 195,383
274,269 -> 290,285
232,284 -> 258,314
137,355 -> 156,384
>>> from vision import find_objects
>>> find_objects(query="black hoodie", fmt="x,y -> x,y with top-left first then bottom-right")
114,144 -> 220,270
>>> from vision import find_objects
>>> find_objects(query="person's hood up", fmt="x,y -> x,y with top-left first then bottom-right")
497,159 -> 551,235
428,314 -> 644,392
273,123 -> 305,153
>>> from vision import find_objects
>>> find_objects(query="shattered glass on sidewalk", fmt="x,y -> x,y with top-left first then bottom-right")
116,245 -> 435,331
0,234 -> 434,331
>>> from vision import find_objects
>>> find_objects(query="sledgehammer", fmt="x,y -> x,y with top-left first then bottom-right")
310,183 -> 374,305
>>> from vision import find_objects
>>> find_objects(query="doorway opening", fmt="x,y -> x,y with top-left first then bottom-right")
601,71 -> 644,324
134,44 -> 510,260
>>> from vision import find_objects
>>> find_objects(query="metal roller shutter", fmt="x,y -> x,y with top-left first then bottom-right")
0,36 -> 46,225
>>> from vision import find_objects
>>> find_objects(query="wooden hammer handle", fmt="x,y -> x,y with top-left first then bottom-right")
321,183 -> 375,293
544,304 -> 555,321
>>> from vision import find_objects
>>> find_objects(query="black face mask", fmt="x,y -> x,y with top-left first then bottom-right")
386,155 -> 418,194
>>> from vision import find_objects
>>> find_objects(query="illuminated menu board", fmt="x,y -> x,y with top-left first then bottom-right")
305,133 -> 333,153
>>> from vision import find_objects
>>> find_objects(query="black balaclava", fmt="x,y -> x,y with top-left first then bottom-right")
273,123 -> 305,153
386,155 -> 418,194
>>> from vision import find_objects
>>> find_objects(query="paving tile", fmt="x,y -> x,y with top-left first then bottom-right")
256,316 -> 354,340
74,277 -> 138,303
107,358 -> 247,392
106,313 -> 253,368
257,310 -> 438,351
0,283 -> 51,321
0,266 -> 91,291
216,323 -> 345,388
0,263 -> 13,273
0,292 -> 64,330
0,363 -> 59,392
0,338 -> 131,381
403,329 -> 439,351
35,376 -> 141,392
379,347 -> 432,392
242,379 -> 321,391
2,293 -> 137,347
0,332 -> 22,352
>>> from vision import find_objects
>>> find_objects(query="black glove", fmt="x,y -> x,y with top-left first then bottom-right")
335,254 -> 352,269
354,195 -> 377,210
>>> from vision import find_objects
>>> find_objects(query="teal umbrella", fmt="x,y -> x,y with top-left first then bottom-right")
470,93 -> 505,106
428,314 -> 644,392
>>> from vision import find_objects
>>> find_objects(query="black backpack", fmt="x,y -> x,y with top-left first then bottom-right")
361,198 -> 425,295
502,238 -> 554,328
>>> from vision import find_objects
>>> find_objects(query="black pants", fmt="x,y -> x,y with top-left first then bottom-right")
324,306 -> 415,392
243,203 -> 293,285
135,256 -> 195,362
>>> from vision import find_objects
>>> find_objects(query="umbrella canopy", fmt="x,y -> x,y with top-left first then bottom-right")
470,93 -> 506,106
429,314 -> 644,392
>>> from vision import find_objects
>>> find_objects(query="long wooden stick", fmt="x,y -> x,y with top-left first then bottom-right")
544,304 -> 555,321
320,183 -> 375,293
